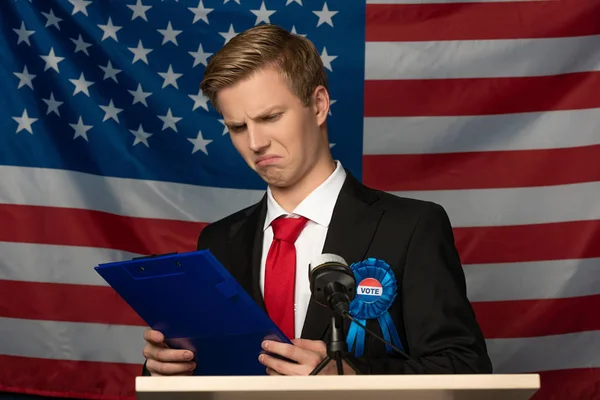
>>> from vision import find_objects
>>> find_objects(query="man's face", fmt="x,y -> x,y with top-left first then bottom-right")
217,66 -> 329,189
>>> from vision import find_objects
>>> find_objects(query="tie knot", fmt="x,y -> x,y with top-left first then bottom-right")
271,216 -> 308,243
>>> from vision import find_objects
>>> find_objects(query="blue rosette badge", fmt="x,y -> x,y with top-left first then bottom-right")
346,258 -> 404,357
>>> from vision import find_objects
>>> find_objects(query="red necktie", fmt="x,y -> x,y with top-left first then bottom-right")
264,216 -> 308,340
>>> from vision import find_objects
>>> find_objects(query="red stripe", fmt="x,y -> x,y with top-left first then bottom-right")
366,1 -> 600,42
0,355 -> 137,400
0,204 -> 205,254
0,280 -> 146,326
473,294 -> 600,339
364,72 -> 600,117
362,145 -> 600,191
455,219 -> 600,265
534,368 -> 600,400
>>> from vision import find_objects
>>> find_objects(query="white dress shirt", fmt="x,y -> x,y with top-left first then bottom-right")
260,161 -> 347,338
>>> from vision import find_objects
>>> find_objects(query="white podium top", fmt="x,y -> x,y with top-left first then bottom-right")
136,374 -> 540,400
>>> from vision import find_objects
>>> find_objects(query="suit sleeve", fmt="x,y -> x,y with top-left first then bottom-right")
349,203 -> 493,374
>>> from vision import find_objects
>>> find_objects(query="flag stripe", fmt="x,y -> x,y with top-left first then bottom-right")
4,204 -> 600,266
3,243 -> 599,304
363,146 -> 600,191
392,181 -> 600,228
4,167 -> 600,229
0,280 -> 146,326
0,241 -> 139,286
365,1 -> 600,42
0,355 -> 137,400
366,35 -> 600,80
487,330 -> 600,373
454,219 -> 600,265
474,295 -> 600,339
465,258 -> 600,302
363,108 -> 600,155
532,368 -> 600,400
3,316 -> 600,375
0,203 -> 202,255
0,317 -> 145,364
0,165 -> 263,223
364,71 -> 600,117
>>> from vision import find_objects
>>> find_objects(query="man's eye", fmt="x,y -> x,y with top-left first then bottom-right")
229,125 -> 245,133
263,114 -> 280,121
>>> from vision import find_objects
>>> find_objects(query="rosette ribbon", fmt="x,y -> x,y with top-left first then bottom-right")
345,258 -> 404,357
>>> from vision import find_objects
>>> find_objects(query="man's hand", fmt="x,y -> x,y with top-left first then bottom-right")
143,329 -> 196,376
258,338 -> 356,375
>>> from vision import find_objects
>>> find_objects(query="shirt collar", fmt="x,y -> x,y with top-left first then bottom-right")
264,160 -> 346,230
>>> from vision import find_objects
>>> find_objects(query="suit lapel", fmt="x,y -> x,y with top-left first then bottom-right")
226,195 -> 268,312
301,172 -> 384,340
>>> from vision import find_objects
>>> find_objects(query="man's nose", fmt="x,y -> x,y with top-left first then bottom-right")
248,125 -> 270,152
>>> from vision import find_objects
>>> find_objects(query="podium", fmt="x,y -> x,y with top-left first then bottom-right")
136,374 -> 540,400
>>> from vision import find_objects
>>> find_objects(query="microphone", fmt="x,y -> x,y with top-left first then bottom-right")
309,254 -> 415,364
309,254 -> 356,315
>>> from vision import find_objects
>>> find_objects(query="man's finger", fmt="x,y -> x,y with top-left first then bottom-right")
143,329 -> 167,347
259,354 -> 299,376
144,346 -> 194,363
146,359 -> 196,376
262,341 -> 320,365
291,339 -> 327,356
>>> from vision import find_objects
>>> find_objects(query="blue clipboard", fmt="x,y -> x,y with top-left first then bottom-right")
94,249 -> 292,376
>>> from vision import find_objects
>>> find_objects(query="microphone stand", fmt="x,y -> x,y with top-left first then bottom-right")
309,313 -> 358,375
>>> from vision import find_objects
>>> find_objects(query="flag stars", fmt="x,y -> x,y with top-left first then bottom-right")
13,22 -> 35,46
128,40 -> 153,64
320,47 -> 337,71
219,24 -> 238,45
158,108 -> 182,132
158,65 -> 182,89
70,116 -> 93,141
189,89 -> 209,111
286,0 -> 302,5
313,2 -> 338,27
42,92 -> 63,116
14,65 -> 36,89
129,124 -> 153,147
99,60 -> 121,82
69,72 -> 94,96
188,130 -> 212,155
218,119 -> 229,135
189,0 -> 213,24
189,43 -> 212,67
251,1 -> 276,25
158,22 -> 182,46
99,99 -> 123,122
68,0 -> 93,16
40,47 -> 65,72
71,34 -> 93,55
329,99 -> 337,116
128,83 -> 152,106
127,0 -> 152,21
290,26 -> 306,37
98,17 -> 122,42
42,9 -> 63,30
12,109 -> 38,134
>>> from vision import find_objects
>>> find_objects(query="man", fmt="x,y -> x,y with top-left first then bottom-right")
142,24 -> 493,376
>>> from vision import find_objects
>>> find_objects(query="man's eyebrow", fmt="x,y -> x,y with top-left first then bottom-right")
224,107 -> 284,126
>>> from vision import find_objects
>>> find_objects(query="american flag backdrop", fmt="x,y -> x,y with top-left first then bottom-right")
0,0 -> 599,399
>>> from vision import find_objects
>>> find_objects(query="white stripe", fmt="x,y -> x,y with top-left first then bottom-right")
366,35 -> 600,79
465,258 -> 600,302
487,330 -> 600,373
0,166 -> 263,222
0,317 -> 145,364
0,242 -> 140,286
363,108 -> 600,155
368,0 -> 524,3
392,181 -> 600,227
4,242 -> 598,303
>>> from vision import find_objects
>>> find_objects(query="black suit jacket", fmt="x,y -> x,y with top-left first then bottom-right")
187,171 -> 493,375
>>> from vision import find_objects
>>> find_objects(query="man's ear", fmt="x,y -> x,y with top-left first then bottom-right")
312,86 -> 330,126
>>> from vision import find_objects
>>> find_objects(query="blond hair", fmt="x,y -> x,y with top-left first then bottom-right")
200,24 -> 328,113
